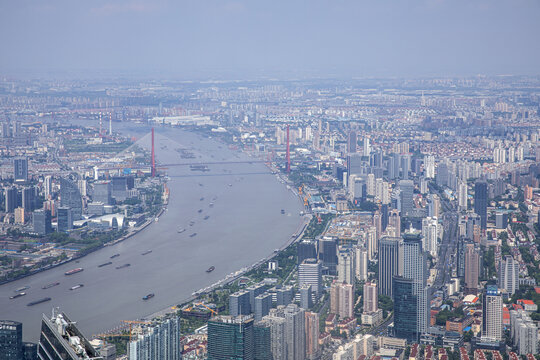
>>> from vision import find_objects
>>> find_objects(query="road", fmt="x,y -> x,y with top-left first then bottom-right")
432,189 -> 459,291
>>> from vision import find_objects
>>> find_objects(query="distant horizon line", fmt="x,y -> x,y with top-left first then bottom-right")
1,70 -> 540,83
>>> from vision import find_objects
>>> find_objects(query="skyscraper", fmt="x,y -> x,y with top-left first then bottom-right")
392,276 -> 418,342
0,320 -> 22,360
128,316 -> 181,360
399,232 -> 429,341
378,237 -> 400,297
482,286 -> 503,342
230,290 -> 251,316
337,250 -> 354,286
464,243 -> 479,294
355,246 -> 368,282
330,282 -> 354,319
299,284 -> 312,310
57,206 -> 73,232
93,181 -> 112,205
60,178 -> 82,220
297,240 -> 317,265
207,315 -> 254,360
4,187 -> 17,213
499,255 -> 519,295
399,180 -> 414,217
38,310 -> 103,360
254,293 -> 272,322
259,315 -> 286,360
421,217 -> 439,257
363,282 -> 378,314
424,155 -> 435,178
318,237 -> 337,275
13,157 -> 28,183
33,209 -> 52,235
304,312 -> 319,360
474,180 -> 488,230
347,130 -> 357,153
253,322 -> 271,360
299,259 -> 322,296
283,304 -> 305,360
458,181 -> 468,211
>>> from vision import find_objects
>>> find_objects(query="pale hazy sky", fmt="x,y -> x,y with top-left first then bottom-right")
1,0 -> 539,79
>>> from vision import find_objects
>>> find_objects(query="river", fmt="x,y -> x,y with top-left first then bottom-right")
0,123 -> 304,342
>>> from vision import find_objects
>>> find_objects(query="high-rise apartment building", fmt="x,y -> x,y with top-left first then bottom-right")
355,246 -> 368,281
458,181 -> 468,211
284,304 -> 305,360
13,157 -> 28,183
499,255 -> 519,295
330,282 -> 354,319
128,316 -> 181,360
305,312 -> 319,360
510,309 -> 538,355
4,187 -> 17,213
337,250 -> 354,286
424,155 -> 435,178
482,286 -> 503,342
363,282 -> 378,314
259,315 -> 286,360
464,243 -> 479,294
421,217 -> 439,257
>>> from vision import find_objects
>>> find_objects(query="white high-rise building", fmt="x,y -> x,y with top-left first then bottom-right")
375,178 -> 384,202
366,174 -> 376,196
366,226 -> 377,261
381,181 -> 390,204
510,309 -> 538,355
499,255 -> 519,295
363,282 -> 378,314
284,304 -> 306,360
363,137 -> 371,156
482,286 -> 503,342
128,316 -> 181,360
458,181 -> 468,211
355,246 -> 368,281
507,147 -> 515,163
299,259 -> 323,296
421,217 -> 439,258
338,251 -> 354,286
44,175 -> 52,199
424,155 -> 435,178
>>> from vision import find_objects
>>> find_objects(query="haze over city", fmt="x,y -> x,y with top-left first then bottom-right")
1,0 -> 540,79
2,1 -> 540,360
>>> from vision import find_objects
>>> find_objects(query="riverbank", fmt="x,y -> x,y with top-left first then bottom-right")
0,185 -> 169,287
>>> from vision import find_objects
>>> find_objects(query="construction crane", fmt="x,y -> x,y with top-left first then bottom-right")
194,302 -> 218,315
122,320 -> 151,341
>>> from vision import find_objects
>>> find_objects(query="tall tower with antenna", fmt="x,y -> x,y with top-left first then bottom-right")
109,113 -> 112,135
286,124 -> 290,173
99,112 -> 102,135
151,128 -> 156,177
